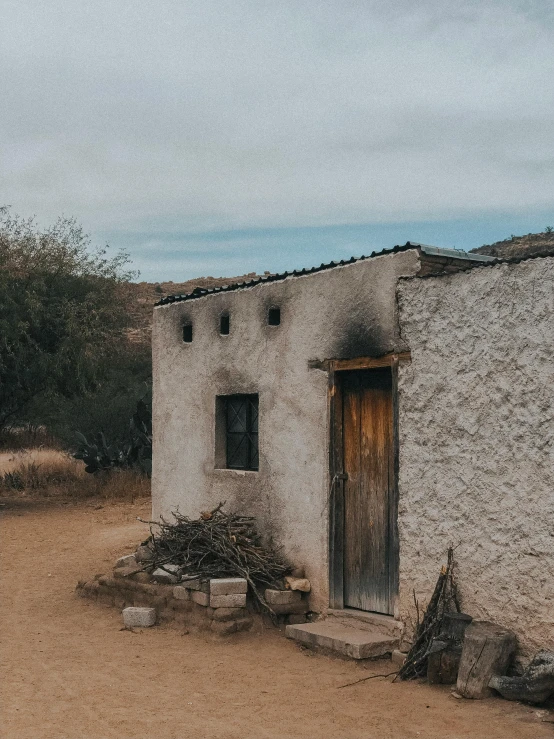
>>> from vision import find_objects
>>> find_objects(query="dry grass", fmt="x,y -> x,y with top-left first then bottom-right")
0,448 -> 150,502
0,426 -> 61,451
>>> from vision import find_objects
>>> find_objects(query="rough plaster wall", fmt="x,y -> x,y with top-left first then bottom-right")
152,250 -> 420,612
397,258 -> 554,658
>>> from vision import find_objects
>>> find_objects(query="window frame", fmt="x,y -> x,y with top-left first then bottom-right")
224,394 -> 259,471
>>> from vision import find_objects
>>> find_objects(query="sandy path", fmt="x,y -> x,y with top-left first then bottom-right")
1,499 -> 551,739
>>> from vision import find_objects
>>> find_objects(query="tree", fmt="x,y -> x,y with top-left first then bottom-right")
0,207 -> 138,433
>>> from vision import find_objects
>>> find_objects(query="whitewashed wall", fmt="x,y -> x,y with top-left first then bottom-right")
397,257 -> 554,658
152,250 -> 420,612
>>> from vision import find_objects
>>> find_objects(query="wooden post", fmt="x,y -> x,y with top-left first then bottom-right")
456,621 -> 517,699
427,613 -> 472,685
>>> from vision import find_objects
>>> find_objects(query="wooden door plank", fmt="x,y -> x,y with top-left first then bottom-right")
328,369 -> 344,609
359,368 -> 393,613
342,372 -> 363,610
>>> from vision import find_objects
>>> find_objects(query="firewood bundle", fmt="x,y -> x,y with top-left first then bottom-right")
397,547 -> 460,680
138,503 -> 291,613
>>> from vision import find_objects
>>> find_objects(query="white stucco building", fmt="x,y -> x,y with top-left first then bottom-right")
152,243 -> 553,658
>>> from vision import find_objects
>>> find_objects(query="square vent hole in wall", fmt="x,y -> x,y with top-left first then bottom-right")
220,313 -> 230,335
268,307 -> 280,326
215,394 -> 259,471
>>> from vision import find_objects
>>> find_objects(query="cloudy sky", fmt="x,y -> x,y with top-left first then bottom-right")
2,1 -> 554,281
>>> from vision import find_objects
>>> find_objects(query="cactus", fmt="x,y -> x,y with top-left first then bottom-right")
74,399 -> 152,475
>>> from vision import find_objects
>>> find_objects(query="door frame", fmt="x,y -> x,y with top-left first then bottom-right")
328,351 -> 410,611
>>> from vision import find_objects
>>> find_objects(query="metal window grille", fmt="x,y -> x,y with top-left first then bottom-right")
225,394 -> 258,470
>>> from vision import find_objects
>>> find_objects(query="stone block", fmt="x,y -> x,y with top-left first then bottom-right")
210,593 -> 247,609
191,590 -> 209,607
123,607 -> 156,628
209,578 -> 248,595
182,578 -> 208,592
98,575 -> 116,587
173,586 -> 190,601
284,576 -> 311,592
265,589 -> 302,606
132,571 -> 152,584
114,566 -> 138,580
152,565 -> 181,584
271,601 -> 308,616
152,583 -> 173,597
135,544 -> 154,562
115,554 -> 137,568
212,607 -> 248,622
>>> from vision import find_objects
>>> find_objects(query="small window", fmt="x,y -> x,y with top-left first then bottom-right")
225,394 -> 258,470
268,307 -> 280,326
220,313 -> 230,335
182,323 -> 193,343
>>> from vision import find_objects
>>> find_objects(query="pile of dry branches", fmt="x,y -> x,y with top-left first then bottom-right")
396,547 -> 460,680
138,503 -> 291,614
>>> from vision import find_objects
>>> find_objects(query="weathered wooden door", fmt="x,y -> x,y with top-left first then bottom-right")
341,368 -> 396,614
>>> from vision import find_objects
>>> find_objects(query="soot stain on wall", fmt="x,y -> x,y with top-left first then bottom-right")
334,318 -> 389,359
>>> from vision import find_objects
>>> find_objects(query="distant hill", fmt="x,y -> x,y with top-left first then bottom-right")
121,272 -> 267,344
471,230 -> 554,260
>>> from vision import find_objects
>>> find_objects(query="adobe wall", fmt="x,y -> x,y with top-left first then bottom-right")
397,257 -> 554,658
152,250 -> 420,613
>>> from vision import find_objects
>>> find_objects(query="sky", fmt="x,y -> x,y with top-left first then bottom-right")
1,0 -> 554,281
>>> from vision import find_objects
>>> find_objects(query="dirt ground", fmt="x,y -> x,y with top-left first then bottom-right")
1,498 -> 552,739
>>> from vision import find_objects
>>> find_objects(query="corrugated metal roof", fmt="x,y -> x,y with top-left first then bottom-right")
155,242 -> 495,306
410,248 -> 554,280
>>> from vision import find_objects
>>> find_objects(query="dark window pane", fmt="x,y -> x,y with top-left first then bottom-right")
224,394 -> 259,471
227,398 -> 247,432
227,433 -> 249,468
268,307 -> 280,326
250,433 -> 259,469
249,397 -> 258,432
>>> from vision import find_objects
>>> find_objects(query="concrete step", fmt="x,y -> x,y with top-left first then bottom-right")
285,618 -> 399,660
327,609 -> 403,638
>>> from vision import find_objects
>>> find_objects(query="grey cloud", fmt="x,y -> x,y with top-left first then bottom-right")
1,0 -> 553,237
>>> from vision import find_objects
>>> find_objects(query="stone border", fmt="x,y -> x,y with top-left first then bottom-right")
76,574 -> 254,635
76,571 -> 310,635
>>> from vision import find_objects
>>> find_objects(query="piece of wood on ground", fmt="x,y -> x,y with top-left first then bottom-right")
456,621 -> 516,699
428,613 -> 473,685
